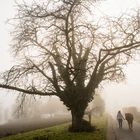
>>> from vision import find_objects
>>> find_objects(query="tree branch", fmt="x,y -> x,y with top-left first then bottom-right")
0,84 -> 56,96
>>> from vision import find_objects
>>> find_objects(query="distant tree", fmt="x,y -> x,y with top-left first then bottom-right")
85,93 -> 105,124
0,0 -> 140,131
92,93 -> 105,116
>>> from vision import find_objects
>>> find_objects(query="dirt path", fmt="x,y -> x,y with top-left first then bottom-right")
107,115 -> 140,140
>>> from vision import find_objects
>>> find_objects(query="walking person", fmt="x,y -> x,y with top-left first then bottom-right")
117,110 -> 125,128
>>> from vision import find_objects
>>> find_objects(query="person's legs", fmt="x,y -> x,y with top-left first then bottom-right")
118,119 -> 120,128
118,119 -> 122,128
120,119 -> 122,128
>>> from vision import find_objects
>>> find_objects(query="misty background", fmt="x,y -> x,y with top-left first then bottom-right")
0,0 -> 140,124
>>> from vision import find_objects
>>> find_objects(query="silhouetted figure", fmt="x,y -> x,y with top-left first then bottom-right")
125,113 -> 133,130
117,110 -> 125,128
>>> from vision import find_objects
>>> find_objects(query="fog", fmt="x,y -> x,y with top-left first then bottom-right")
0,92 -> 104,124
104,62 -> 140,117
0,0 -> 140,126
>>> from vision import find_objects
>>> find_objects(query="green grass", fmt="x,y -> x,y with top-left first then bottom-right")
0,116 -> 107,140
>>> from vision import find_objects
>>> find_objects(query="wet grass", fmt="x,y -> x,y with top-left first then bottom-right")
0,116 -> 107,140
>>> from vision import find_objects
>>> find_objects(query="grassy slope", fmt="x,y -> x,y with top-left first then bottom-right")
0,116 -> 107,140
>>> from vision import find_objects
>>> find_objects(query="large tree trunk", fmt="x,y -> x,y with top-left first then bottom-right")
71,109 -> 83,129
69,108 -> 95,132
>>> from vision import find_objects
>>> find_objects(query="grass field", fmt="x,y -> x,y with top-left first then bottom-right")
0,116 -> 107,140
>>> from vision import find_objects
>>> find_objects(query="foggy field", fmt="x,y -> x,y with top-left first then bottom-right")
0,115 -> 71,138
0,116 -> 107,140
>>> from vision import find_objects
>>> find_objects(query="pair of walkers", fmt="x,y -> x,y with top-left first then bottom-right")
117,110 -> 133,130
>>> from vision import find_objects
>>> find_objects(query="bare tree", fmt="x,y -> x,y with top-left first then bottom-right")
0,0 -> 140,131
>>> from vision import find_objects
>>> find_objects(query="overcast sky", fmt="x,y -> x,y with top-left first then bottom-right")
0,0 -> 140,116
